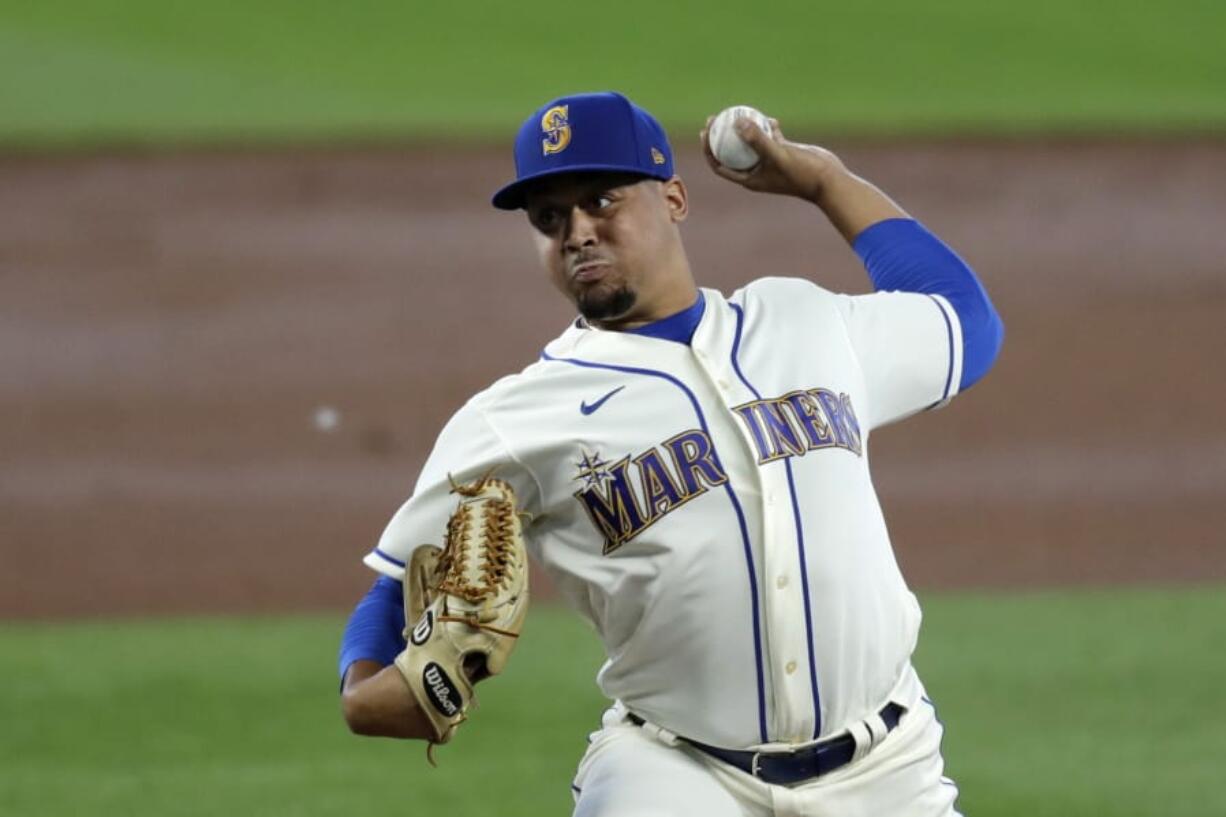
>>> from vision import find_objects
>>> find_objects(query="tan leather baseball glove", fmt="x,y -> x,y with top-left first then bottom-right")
394,473 -> 530,762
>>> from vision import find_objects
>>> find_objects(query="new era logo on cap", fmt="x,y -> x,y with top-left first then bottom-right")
492,91 -> 675,210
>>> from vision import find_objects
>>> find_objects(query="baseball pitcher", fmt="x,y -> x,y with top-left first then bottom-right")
337,91 -> 1003,816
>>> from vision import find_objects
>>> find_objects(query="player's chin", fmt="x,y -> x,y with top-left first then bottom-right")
576,283 -> 636,323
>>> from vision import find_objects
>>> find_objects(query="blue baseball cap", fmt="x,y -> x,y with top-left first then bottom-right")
491,91 -> 675,210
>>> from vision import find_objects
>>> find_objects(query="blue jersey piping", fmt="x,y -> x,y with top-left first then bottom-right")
371,548 -> 405,569
926,294 -> 955,402
728,302 -> 824,740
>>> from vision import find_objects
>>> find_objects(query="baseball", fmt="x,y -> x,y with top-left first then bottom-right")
707,105 -> 772,170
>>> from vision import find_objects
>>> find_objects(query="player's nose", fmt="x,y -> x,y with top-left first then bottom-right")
563,206 -> 599,251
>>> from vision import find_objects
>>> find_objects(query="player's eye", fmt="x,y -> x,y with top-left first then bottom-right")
584,194 -> 614,212
530,207 -> 562,232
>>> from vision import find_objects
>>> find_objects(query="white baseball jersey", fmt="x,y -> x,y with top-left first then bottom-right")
365,277 -> 963,750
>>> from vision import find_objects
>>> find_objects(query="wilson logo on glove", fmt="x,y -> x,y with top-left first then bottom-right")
423,663 -> 461,717
410,610 -> 434,646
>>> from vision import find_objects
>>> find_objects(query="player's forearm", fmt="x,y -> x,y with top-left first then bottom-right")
809,164 -> 909,244
341,660 -> 437,739
337,577 -> 432,740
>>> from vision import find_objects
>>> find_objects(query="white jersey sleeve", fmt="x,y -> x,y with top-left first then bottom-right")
363,395 -> 542,580
834,291 -> 963,430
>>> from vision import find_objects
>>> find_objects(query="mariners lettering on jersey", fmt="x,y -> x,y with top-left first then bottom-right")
733,388 -> 863,463
573,431 -> 728,554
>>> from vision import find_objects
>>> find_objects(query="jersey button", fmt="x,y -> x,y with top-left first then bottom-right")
776,575 -> 789,589
785,661 -> 797,675
717,378 -> 730,391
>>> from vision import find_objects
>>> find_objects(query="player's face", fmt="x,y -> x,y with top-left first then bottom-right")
524,172 -> 690,328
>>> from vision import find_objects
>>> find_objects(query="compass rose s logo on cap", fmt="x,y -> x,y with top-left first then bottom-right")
541,105 -> 571,155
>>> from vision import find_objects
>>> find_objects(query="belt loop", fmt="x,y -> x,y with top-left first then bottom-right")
865,712 -> 890,748
848,704 -> 894,763
636,717 -> 681,747
847,720 -> 873,763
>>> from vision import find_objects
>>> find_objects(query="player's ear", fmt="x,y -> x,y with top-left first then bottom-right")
662,176 -> 688,222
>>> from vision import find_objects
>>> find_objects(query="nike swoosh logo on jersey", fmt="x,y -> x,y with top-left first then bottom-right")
580,386 -> 625,415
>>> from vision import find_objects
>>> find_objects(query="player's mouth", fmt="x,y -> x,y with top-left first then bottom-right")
570,260 -> 611,283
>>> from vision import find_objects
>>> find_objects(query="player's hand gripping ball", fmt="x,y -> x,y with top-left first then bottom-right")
395,473 -> 530,762
707,105 -> 773,170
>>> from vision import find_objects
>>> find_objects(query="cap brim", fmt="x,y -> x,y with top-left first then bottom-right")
491,164 -> 667,210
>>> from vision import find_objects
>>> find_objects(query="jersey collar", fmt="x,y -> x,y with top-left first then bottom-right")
546,289 -> 726,360
570,291 -> 707,345
624,291 -> 707,345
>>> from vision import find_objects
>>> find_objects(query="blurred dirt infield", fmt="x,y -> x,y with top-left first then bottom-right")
2,141 -> 1224,618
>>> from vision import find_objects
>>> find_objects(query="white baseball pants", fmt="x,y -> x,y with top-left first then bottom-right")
571,681 -> 961,816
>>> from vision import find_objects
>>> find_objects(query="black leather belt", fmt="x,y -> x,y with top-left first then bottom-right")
627,702 -> 905,787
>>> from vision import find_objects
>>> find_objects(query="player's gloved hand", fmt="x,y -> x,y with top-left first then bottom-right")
700,115 -> 847,204
393,474 -> 530,763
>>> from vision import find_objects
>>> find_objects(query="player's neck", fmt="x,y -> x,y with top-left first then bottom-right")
593,280 -> 699,332
593,244 -> 697,331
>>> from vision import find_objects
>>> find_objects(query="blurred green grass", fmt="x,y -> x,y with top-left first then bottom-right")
2,587 -> 1224,816
1,0 -> 1224,147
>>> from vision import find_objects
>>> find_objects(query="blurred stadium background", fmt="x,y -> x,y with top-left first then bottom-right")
2,2 -> 1224,815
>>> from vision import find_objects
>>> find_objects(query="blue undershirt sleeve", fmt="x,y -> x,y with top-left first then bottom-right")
337,575 -> 407,684
852,218 -> 1004,391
